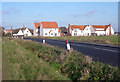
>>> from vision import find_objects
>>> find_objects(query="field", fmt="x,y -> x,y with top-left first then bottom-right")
2,37 -> 120,80
30,35 -> 119,45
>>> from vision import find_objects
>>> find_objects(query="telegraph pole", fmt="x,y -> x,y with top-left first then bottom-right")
11,26 -> 12,36
109,24 -> 111,36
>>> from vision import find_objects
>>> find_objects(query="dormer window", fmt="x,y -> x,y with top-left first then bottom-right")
74,28 -> 77,32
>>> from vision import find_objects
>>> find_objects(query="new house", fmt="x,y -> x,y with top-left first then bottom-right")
68,24 -> 92,36
13,26 -> 32,37
34,22 -> 41,36
0,27 -> 7,36
34,22 -> 60,37
5,29 -> 12,34
92,24 -> 114,36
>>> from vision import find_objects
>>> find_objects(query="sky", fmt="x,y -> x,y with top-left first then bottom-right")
2,2 -> 118,32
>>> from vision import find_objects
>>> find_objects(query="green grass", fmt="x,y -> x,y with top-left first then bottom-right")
13,37 -> 120,80
2,37 -> 70,80
28,35 -> 119,45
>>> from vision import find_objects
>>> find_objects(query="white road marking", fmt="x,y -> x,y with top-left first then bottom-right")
50,40 -> 118,53
71,43 -> 118,53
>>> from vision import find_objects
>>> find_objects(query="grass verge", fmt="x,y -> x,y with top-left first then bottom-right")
14,37 -> 120,80
28,36 -> 120,45
2,37 -> 70,80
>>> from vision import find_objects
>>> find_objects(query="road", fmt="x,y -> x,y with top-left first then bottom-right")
24,38 -> 119,67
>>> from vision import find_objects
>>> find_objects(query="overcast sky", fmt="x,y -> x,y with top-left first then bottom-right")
2,2 -> 118,32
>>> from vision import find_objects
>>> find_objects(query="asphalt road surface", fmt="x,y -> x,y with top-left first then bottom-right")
24,38 -> 119,67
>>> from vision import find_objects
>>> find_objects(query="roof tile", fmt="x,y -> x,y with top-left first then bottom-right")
70,25 -> 88,30
34,23 -> 41,29
92,25 -> 110,31
42,22 -> 58,28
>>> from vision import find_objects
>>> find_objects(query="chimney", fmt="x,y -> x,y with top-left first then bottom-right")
109,24 -> 111,26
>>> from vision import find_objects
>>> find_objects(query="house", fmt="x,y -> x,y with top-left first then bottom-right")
5,30 -> 12,34
34,22 -> 41,36
13,26 -> 32,37
59,27 -> 67,36
34,21 -> 60,37
68,24 -> 92,36
92,24 -> 114,36
0,27 -> 6,36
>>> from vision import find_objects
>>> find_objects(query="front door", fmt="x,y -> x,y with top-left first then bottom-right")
55,33 -> 57,36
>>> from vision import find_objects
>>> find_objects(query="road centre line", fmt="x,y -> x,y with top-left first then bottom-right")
48,40 -> 118,53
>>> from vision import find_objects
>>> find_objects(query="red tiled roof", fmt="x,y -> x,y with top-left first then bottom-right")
70,26 -> 74,30
92,25 -> 110,31
70,25 -> 88,30
34,23 -> 41,29
41,22 -> 58,28
6,30 -> 12,33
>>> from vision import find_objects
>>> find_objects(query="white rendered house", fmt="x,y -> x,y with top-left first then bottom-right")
92,24 -> 114,36
34,22 -> 41,36
23,27 -> 32,36
68,24 -> 92,36
34,22 -> 60,37
13,27 -> 32,37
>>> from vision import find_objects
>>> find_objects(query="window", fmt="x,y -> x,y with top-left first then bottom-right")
74,33 -> 77,36
55,33 -> 57,36
81,30 -> 83,33
45,33 -> 47,35
87,33 -> 89,36
51,33 -> 53,35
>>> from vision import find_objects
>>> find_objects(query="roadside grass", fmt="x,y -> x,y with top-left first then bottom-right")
28,35 -> 119,45
14,37 -> 120,80
2,37 -> 70,80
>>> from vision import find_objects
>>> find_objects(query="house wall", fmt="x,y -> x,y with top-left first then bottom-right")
40,24 -> 43,36
71,28 -> 84,36
95,31 -> 105,36
42,28 -> 60,37
93,26 -> 114,36
33,26 -> 36,36
70,26 -> 92,36
23,28 -> 32,36
69,27 -> 72,35
35,29 -> 38,36
105,26 -> 114,35
17,30 -> 24,35
90,26 -> 95,33
83,26 -> 92,36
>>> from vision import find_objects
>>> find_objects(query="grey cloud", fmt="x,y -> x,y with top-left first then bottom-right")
85,10 -> 97,17
2,8 -> 20,15
72,10 -> 97,18
11,8 -> 20,13
2,11 -> 10,14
